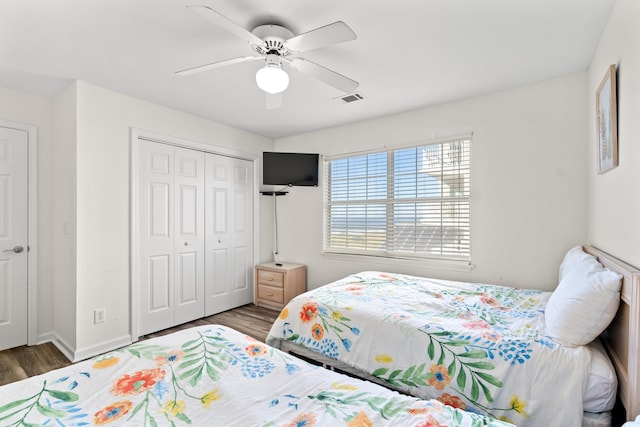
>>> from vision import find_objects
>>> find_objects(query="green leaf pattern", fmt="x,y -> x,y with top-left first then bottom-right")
267,271 -> 592,426
0,325 -> 514,426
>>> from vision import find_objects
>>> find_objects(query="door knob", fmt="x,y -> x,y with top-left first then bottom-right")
3,246 -> 24,254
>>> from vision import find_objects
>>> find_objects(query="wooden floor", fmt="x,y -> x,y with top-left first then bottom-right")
0,304 -> 279,386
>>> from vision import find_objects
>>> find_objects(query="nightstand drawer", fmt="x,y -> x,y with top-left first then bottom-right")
257,284 -> 284,304
257,270 -> 284,287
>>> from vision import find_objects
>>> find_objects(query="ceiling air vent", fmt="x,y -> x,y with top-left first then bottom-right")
335,92 -> 365,104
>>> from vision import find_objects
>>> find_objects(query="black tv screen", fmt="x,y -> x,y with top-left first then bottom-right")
263,152 -> 319,187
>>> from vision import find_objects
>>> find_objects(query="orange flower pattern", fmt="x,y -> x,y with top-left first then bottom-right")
111,367 -> 165,396
94,401 -> 133,424
283,412 -> 317,427
268,271 -> 559,425
311,323 -> 324,340
245,343 -> 267,357
437,393 -> 466,410
428,364 -> 451,390
155,350 -> 185,366
0,323 -> 515,427
415,415 -> 447,427
348,411 -> 373,427
299,302 -> 318,323
92,356 -> 119,369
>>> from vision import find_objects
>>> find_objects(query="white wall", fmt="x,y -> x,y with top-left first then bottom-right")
68,81 -> 273,357
587,0 -> 640,269
52,83 -> 78,353
0,86 -> 56,343
0,80 -> 275,360
273,73 -> 588,291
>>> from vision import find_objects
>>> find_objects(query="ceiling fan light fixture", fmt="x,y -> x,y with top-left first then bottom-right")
256,55 -> 289,94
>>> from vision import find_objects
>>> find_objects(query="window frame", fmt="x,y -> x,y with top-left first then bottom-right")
322,134 -> 472,267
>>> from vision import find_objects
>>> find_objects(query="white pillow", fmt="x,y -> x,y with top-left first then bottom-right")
583,338 -> 617,412
558,245 -> 596,282
545,257 -> 622,347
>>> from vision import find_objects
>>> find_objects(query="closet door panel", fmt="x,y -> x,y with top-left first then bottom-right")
204,155 -> 232,315
177,252 -> 197,303
174,147 -> 205,326
232,189 -> 249,296
231,161 -> 253,306
138,141 -> 175,335
233,245 -> 249,293
211,248 -> 229,296
148,255 -> 170,311
150,183 -> 170,236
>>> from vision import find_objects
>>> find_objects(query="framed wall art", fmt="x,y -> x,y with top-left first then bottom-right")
596,64 -> 618,174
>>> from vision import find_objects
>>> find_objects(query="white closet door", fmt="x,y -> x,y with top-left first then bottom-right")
138,141 -> 175,335
230,157 -> 253,307
204,154 -> 253,315
204,154 -> 232,313
173,147 -> 205,325
138,141 -> 205,335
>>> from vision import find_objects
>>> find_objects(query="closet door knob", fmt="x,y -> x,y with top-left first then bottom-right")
3,245 -> 24,254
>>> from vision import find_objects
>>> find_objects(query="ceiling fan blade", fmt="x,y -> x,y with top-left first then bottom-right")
176,55 -> 261,76
285,21 -> 356,53
287,57 -> 359,93
186,5 -> 264,46
266,92 -> 282,110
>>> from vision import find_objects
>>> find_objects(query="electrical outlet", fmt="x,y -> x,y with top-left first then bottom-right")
94,308 -> 106,324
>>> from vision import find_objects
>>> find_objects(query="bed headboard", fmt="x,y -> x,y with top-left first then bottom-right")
583,245 -> 640,421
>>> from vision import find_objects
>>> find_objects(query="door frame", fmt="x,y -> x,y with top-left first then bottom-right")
130,128 -> 259,340
0,119 -> 38,346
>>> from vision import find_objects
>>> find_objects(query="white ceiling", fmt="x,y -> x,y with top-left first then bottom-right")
0,0 -> 614,139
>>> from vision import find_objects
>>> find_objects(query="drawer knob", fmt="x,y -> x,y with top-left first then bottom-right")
266,277 -> 273,281
266,292 -> 273,296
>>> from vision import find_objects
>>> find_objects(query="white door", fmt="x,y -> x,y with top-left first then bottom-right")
0,126 -> 29,351
229,157 -> 253,307
137,141 -> 205,335
173,147 -> 205,325
204,154 -> 253,315
204,154 -> 231,313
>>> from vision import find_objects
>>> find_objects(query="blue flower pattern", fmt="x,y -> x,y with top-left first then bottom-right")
266,271 -> 585,426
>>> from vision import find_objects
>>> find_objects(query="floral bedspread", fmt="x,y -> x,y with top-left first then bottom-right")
0,324 -> 513,427
266,271 -> 593,427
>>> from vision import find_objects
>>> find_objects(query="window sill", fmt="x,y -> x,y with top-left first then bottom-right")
321,251 -> 474,273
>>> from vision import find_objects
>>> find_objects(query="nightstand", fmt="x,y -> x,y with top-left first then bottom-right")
254,262 -> 306,310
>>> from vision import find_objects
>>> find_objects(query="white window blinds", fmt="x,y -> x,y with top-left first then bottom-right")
323,137 -> 471,262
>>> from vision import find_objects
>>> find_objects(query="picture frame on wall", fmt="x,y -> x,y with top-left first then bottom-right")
596,64 -> 618,174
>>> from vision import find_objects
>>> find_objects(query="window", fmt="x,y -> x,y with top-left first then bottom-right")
323,136 -> 471,262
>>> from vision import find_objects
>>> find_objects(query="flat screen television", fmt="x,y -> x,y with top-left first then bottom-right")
262,152 -> 319,187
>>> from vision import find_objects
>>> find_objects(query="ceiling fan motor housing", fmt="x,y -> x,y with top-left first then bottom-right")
251,24 -> 295,56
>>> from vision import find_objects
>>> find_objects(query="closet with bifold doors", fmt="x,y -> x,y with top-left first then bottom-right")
136,138 -> 254,337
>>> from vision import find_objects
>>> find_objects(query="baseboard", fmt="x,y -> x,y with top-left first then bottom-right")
36,331 -> 56,346
71,334 -> 133,362
45,333 -> 75,362
39,332 -> 133,363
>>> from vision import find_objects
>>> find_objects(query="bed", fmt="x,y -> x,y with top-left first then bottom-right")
266,245 -> 640,426
584,246 -> 640,422
0,324 -> 513,426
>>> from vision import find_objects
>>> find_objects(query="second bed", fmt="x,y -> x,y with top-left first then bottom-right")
266,246 -> 628,426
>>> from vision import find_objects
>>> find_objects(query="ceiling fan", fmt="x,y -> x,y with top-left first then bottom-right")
176,5 -> 359,108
